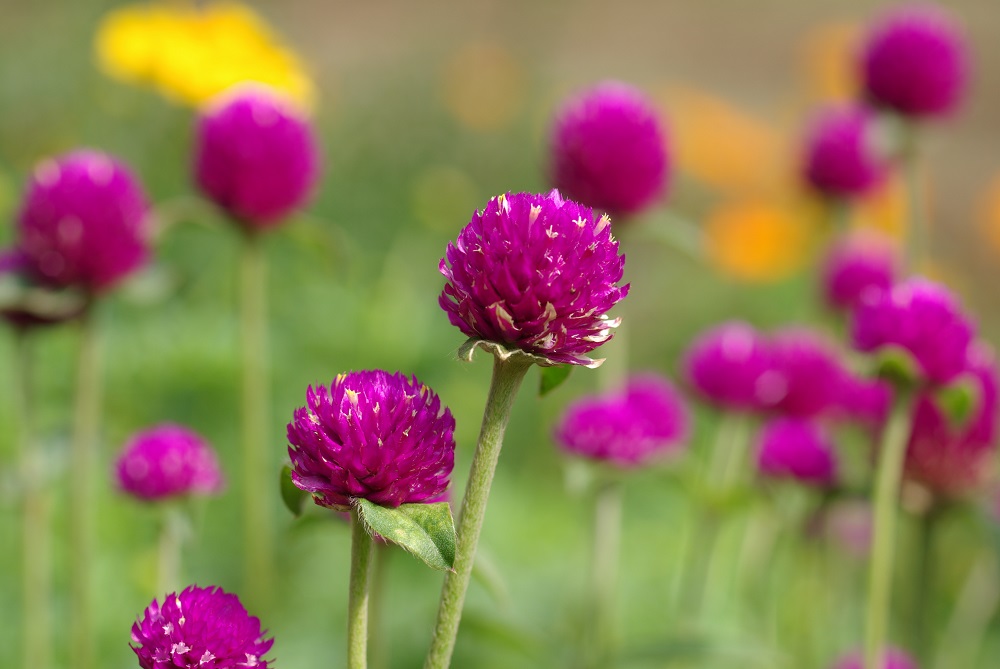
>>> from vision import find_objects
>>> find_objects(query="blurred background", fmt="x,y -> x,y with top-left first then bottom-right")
2,1 -> 1000,667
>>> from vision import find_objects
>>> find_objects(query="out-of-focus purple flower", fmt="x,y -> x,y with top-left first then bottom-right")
195,84 -> 320,230
852,277 -> 975,385
836,373 -> 893,428
115,424 -> 224,502
131,585 -> 273,669
1,248 -> 85,329
554,373 -> 689,468
439,190 -> 628,367
287,370 -> 456,510
549,81 -> 669,220
861,4 -> 969,119
822,231 -> 898,312
766,329 -> 847,418
16,150 -> 149,294
803,105 -> 888,198
682,321 -> 773,411
905,344 -> 999,496
832,646 -> 918,669
756,417 -> 838,487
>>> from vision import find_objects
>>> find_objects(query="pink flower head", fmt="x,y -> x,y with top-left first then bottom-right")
822,231 -> 898,312
439,190 -> 629,367
832,646 -> 918,669
115,424 -> 224,502
836,373 -> 893,428
861,3 -> 969,118
550,81 -> 669,220
131,585 -> 273,669
765,328 -> 848,418
682,321 -> 773,411
803,104 -> 888,198
554,373 -> 689,468
852,277 -> 975,385
287,370 -> 456,509
16,150 -> 149,294
756,417 -> 838,488
905,344 -> 999,496
195,85 -> 320,230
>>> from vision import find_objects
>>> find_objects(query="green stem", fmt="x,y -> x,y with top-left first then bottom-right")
587,481 -> 624,669
933,549 -> 1000,669
157,505 -> 186,595
370,544 -> 392,669
911,506 -> 940,664
864,389 -> 915,669
348,507 -> 375,669
16,331 -> 51,669
900,124 -> 925,273
240,232 -> 273,609
423,355 -> 531,669
71,309 -> 101,669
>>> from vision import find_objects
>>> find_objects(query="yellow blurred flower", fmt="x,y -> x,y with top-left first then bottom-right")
440,41 -> 525,132
851,173 -> 909,241
978,173 -> 1000,254
798,22 -> 862,103
94,2 -> 315,110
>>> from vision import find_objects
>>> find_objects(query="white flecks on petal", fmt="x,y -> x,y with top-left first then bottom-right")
573,216 -> 587,228
595,214 -> 612,235
528,204 -> 542,226
243,653 -> 259,666
171,642 -> 191,656
162,622 -> 174,635
199,650 -> 216,665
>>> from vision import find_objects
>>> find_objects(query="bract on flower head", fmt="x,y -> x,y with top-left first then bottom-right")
131,585 -> 273,669
17,150 -> 150,294
439,190 -> 629,368
554,373 -> 689,468
195,83 -> 320,231
287,370 -> 456,510
550,81 -> 669,220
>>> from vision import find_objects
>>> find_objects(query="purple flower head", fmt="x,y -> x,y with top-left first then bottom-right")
836,373 -> 893,428
550,81 -> 669,220
115,424 -> 224,502
822,231 -> 898,312
195,84 -> 320,230
756,417 -> 839,488
682,321 -> 773,411
16,150 -> 149,294
852,277 -> 975,385
766,328 -> 848,418
905,344 -> 999,496
554,373 -> 689,468
287,370 -> 456,509
803,104 -> 888,198
832,646 -> 918,669
861,3 -> 969,118
439,190 -> 629,367
131,585 -> 273,669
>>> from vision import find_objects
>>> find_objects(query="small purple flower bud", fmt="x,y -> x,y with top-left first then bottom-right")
194,85 -> 320,230
439,190 -> 629,367
554,373 -> 689,468
756,417 -> 838,488
16,150 -> 150,294
822,231 -> 897,312
682,321 -> 773,411
287,370 -> 456,509
115,424 -> 224,502
832,646 -> 918,669
852,277 -> 975,385
861,3 -> 969,119
905,344 -> 999,496
803,104 -> 888,198
766,328 -> 848,418
549,81 -> 669,220
131,585 -> 273,669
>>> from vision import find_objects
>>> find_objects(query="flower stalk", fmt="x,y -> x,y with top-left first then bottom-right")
349,507 -> 375,669
587,480 -> 624,669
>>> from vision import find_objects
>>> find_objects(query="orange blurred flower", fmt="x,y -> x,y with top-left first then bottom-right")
439,41 -> 525,132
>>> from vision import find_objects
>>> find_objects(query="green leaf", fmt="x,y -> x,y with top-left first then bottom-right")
874,345 -> 920,388
280,465 -> 309,517
539,365 -> 572,396
933,374 -> 981,430
355,499 -> 456,571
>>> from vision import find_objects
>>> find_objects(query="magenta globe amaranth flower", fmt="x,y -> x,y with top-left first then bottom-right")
822,231 -> 897,312
195,84 -> 320,230
757,417 -> 838,488
852,277 -> 975,385
287,370 -> 456,509
767,328 -> 848,418
832,646 -> 917,669
803,105 -> 888,198
439,190 -> 628,367
682,321 -> 773,411
554,374 -> 689,467
861,4 -> 969,118
131,585 -> 273,669
115,424 -> 224,502
550,81 -> 669,219
16,150 -> 150,294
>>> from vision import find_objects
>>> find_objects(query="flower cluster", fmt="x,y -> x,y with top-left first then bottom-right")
756,417 -> 838,488
115,424 -> 224,502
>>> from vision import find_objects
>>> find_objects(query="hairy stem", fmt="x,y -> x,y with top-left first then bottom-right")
348,507 -> 375,669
